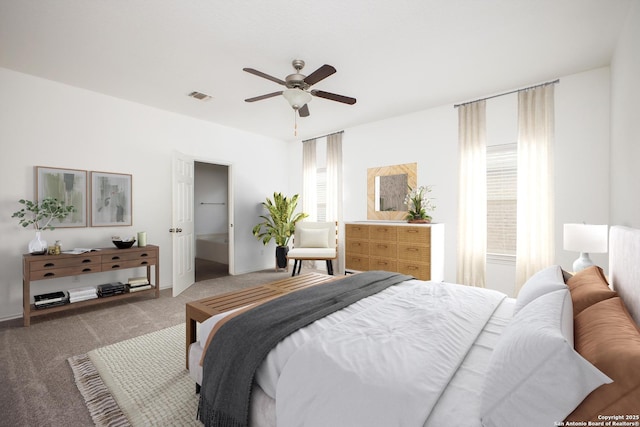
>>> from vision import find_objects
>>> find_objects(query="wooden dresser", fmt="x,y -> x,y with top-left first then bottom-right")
345,222 -> 444,281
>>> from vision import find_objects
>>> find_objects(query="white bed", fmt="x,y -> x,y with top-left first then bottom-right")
191,225 -> 640,427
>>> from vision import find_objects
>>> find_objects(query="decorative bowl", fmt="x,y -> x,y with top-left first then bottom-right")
112,239 -> 136,249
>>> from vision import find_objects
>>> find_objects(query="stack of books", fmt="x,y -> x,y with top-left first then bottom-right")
34,291 -> 68,309
68,286 -> 97,303
128,276 -> 152,293
97,282 -> 127,297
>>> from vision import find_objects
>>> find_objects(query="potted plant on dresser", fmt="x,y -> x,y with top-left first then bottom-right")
252,192 -> 308,269
12,198 -> 76,254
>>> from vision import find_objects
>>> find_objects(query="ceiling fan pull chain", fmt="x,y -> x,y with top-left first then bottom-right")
294,109 -> 298,137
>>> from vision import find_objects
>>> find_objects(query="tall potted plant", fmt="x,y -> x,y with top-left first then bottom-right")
12,198 -> 76,254
252,192 -> 308,269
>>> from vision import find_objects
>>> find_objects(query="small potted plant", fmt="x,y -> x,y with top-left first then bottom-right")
404,185 -> 436,223
252,192 -> 308,269
12,198 -> 76,254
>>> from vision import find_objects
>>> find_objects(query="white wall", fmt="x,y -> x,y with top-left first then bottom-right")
610,1 -> 640,228
287,67 -> 612,296
0,67 -> 289,321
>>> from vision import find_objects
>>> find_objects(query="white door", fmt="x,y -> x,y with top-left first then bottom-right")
172,151 -> 195,296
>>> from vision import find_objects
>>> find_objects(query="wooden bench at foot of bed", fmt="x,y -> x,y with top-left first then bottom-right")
185,272 -> 341,369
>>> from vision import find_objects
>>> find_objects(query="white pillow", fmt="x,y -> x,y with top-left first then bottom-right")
298,228 -> 329,248
514,265 -> 567,314
480,289 -> 611,427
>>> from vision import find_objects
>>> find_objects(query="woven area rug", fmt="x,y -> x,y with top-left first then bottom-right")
68,324 -> 201,426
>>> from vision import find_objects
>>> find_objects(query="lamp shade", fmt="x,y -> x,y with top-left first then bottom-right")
282,88 -> 312,110
563,224 -> 608,253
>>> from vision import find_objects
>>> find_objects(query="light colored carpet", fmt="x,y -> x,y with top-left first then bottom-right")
69,323 -> 200,426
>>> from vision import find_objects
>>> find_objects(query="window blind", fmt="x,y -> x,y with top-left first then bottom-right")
487,143 -> 517,256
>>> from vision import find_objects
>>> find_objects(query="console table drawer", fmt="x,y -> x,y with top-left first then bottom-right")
28,255 -> 102,272
102,257 -> 158,271
30,265 -> 102,280
101,250 -> 156,263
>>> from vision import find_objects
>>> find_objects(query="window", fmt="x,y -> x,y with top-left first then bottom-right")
487,143 -> 517,256
316,167 -> 327,222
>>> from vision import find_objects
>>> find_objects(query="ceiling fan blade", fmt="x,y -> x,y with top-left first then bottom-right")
244,91 -> 283,102
304,64 -> 336,86
243,68 -> 286,86
311,90 -> 357,105
298,104 -> 310,117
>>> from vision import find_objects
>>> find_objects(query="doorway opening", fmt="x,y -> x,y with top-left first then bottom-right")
194,162 -> 230,282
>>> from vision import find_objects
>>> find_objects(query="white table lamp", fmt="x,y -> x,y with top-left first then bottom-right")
563,223 -> 608,272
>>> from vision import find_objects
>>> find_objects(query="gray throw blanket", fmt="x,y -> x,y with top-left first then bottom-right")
197,271 -> 413,427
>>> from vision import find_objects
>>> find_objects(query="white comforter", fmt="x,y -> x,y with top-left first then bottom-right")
253,279 -> 505,427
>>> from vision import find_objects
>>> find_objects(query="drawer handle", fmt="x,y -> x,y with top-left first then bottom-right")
408,230 -> 418,233
140,253 -> 149,257
140,261 -> 148,265
44,263 -> 55,267
111,264 -> 121,269
44,272 -> 55,277
111,256 -> 121,260
82,268 -> 92,272
82,259 -> 92,263
407,248 -> 419,252
378,244 -> 387,249
408,266 -> 419,270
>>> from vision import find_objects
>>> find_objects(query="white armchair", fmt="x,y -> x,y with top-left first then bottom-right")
287,221 -> 338,276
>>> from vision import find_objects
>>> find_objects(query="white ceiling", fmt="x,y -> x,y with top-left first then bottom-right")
0,0 -> 633,142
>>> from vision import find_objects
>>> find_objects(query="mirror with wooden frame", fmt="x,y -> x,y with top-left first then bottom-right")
367,162 -> 417,220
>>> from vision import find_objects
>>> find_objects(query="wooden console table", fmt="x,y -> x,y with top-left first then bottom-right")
22,245 -> 160,326
185,272 -> 339,369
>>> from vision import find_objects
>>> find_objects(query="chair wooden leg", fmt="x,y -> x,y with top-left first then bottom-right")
296,260 -> 302,275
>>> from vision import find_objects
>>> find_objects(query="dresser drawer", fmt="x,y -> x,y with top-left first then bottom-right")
28,255 -> 102,272
102,257 -> 157,271
346,240 -> 369,256
346,254 -> 369,271
398,260 -> 430,281
369,241 -> 397,258
369,257 -> 397,272
397,226 -> 431,244
398,243 -> 429,262
346,224 -> 369,240
369,225 -> 397,242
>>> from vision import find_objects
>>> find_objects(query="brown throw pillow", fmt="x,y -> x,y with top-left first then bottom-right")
566,266 -> 617,315
566,297 -> 640,421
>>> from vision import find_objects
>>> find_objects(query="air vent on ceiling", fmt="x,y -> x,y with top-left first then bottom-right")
188,91 -> 212,101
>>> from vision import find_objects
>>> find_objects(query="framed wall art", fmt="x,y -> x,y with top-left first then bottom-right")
91,171 -> 132,227
35,166 -> 88,227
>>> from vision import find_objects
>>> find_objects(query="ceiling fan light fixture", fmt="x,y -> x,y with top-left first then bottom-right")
282,88 -> 312,110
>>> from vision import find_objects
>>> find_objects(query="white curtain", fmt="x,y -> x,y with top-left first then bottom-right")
302,139 -> 317,221
515,85 -> 555,291
457,100 -> 487,287
326,132 -> 343,274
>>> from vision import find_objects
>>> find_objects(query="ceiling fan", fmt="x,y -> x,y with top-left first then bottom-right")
243,59 -> 356,117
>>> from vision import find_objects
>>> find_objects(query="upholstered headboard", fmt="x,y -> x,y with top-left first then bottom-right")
609,225 -> 640,324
